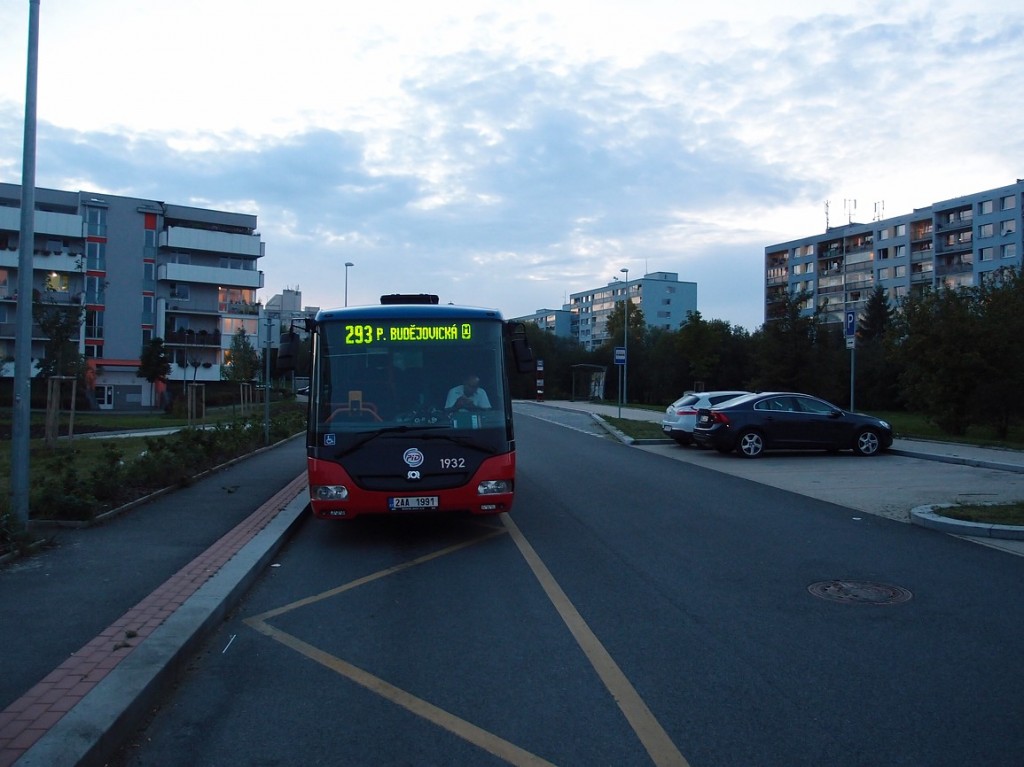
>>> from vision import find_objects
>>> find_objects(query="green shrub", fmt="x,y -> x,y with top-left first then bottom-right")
21,410 -> 304,522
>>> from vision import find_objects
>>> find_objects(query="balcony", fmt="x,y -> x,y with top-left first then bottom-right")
159,226 -> 263,257
0,322 -> 48,340
164,329 -> 223,347
0,206 -> 83,238
158,262 -> 264,289
0,250 -> 83,272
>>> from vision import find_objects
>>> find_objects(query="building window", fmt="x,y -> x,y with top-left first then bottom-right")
879,228 -> 890,240
44,272 -> 69,293
85,310 -> 104,340
1001,219 -> 1017,236
85,206 -> 107,237
169,283 -> 190,301
85,275 -> 105,304
979,223 -> 994,238
895,224 -> 906,237
1002,195 -> 1016,210
1002,243 -> 1017,259
980,247 -> 994,261
86,241 -> 106,271
894,265 -> 907,278
142,327 -> 153,345
980,200 -> 994,215
877,247 -> 889,260
895,245 -> 907,258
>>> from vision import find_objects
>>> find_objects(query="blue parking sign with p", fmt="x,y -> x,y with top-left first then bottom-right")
845,311 -> 856,338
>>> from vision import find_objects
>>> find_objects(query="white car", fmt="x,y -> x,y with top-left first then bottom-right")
661,390 -> 750,445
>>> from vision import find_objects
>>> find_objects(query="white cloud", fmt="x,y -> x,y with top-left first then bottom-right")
0,0 -> 1022,331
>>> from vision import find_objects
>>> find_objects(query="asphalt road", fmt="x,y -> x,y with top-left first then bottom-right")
113,411 -> 1024,766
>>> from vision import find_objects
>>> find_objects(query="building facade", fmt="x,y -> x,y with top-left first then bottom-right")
514,271 -> 698,351
765,180 -> 1024,326
0,183 -> 265,409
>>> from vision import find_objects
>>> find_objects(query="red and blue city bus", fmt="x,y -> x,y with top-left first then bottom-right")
300,294 -> 533,519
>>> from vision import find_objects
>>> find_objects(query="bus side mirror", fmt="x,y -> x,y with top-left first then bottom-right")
505,321 -> 535,374
512,337 -> 534,374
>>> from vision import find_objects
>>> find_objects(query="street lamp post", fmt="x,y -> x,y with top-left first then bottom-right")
344,262 -> 354,306
620,267 -> 629,413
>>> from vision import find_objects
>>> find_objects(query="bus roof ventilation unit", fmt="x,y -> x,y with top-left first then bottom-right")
380,294 -> 440,305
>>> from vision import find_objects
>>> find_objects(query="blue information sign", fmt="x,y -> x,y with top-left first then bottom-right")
614,346 -> 626,365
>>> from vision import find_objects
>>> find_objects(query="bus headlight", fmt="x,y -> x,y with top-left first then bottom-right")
477,480 -> 511,496
313,485 -> 349,501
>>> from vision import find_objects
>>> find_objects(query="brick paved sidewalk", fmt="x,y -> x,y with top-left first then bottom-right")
0,473 -> 307,767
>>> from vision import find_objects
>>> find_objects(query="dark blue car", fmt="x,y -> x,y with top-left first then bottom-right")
692,392 -> 893,458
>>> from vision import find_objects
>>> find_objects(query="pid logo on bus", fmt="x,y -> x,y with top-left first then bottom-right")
403,447 -> 425,468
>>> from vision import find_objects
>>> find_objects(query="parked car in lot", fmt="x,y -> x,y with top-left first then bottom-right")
661,390 -> 750,445
692,392 -> 893,458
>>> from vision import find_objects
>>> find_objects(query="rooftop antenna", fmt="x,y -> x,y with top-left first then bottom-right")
873,201 -> 885,222
824,200 -> 830,230
844,198 -> 857,224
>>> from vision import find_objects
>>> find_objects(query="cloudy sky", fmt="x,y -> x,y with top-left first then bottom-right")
2,1 -> 1022,330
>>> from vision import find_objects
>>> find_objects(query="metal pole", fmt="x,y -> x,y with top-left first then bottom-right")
11,0 -> 41,526
620,267 -> 629,410
850,347 -> 856,412
264,315 -> 271,444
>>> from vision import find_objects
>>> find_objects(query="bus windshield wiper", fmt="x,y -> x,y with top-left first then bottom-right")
417,431 -> 500,454
335,424 -> 447,456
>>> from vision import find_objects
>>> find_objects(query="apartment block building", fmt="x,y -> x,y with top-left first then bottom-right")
514,271 -> 698,351
765,180 -> 1024,326
0,183 -> 265,409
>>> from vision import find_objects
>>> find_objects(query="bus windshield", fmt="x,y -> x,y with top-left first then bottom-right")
311,316 -> 510,443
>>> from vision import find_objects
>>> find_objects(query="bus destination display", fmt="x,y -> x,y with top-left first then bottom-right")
344,322 -> 474,345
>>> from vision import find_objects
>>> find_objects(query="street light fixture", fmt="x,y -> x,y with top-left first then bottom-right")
620,267 -> 629,414
344,262 -> 354,306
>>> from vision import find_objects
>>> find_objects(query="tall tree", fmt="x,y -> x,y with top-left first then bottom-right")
137,337 -> 172,408
32,291 -> 86,380
889,286 -> 981,435
855,286 -> 901,410
222,327 -> 260,382
749,290 -> 820,392
974,267 -> 1024,438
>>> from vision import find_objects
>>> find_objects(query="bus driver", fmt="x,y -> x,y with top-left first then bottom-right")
445,374 -> 491,412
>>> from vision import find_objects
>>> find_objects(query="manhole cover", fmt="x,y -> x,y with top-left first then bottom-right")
807,580 -> 912,605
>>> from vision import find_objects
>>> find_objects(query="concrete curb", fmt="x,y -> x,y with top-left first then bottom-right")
890,447 -> 1024,475
15,490 -> 309,767
910,504 -> 1024,540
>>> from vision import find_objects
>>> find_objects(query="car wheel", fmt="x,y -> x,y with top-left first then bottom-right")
854,428 -> 882,456
736,430 -> 765,458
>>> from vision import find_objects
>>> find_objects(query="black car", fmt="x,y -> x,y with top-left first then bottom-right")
692,392 -> 893,458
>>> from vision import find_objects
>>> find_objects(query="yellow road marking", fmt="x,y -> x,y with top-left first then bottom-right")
246,528 -> 507,624
245,619 -> 557,767
501,514 -> 691,767
245,516 -> 690,766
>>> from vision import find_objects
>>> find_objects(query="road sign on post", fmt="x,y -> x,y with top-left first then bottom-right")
614,346 -> 626,365
845,310 -> 857,410
845,310 -> 857,338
